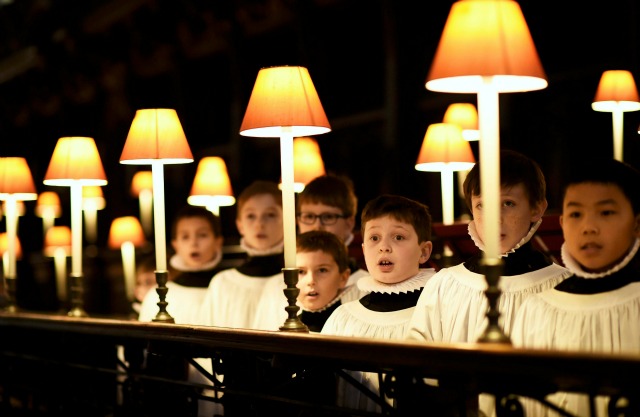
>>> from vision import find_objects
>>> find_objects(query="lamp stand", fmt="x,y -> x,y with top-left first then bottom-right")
279,268 -> 309,332
67,273 -> 88,317
477,259 -> 510,344
4,277 -> 17,312
152,270 -> 174,323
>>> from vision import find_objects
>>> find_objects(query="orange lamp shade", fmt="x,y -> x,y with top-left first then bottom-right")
188,156 -> 236,207
44,225 -> 72,257
108,216 -> 146,249
239,66 -> 331,138
0,157 -> 38,201
120,109 -> 193,164
415,123 -> 476,172
293,137 -> 326,187
43,137 -> 108,186
35,191 -> 62,218
130,171 -> 153,196
0,233 -> 22,259
443,103 -> 480,141
592,70 -> 640,112
82,185 -> 106,210
426,0 -> 547,93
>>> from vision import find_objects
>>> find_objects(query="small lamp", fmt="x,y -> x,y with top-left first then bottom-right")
108,216 -> 146,303
0,233 -> 22,310
278,137 -> 326,193
35,191 -> 62,239
130,171 -> 154,238
44,137 -> 108,317
415,123 -> 476,225
240,65 -> 331,332
120,108 -> 193,323
426,0 -> 547,343
44,225 -> 72,306
187,156 -> 236,216
592,70 -> 640,162
82,185 -> 106,246
443,103 -> 480,141
0,157 -> 37,312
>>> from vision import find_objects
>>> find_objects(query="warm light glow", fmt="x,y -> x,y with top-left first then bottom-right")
130,171 -> 154,237
239,66 -> 331,138
120,109 -> 194,272
592,70 -> 640,162
240,66 -> 331,269
415,123 -> 476,225
443,103 -> 480,141
82,185 -> 106,210
1,234 -> 21,279
44,225 -> 72,302
109,216 -> 146,302
130,171 -> 153,196
291,137 -> 326,192
426,0 -> 547,260
0,233 -> 22,259
188,156 -> 236,207
43,137 -> 108,186
426,0 -> 547,93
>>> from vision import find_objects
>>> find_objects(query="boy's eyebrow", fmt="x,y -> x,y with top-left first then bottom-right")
565,198 -> 619,207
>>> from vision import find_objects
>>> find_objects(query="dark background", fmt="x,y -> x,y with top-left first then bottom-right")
0,0 -> 638,255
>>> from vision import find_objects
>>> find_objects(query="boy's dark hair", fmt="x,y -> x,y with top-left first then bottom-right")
296,230 -> 350,273
561,157 -> 640,215
360,195 -> 432,243
171,205 -> 222,240
297,174 -> 358,218
463,149 -> 546,211
236,180 -> 282,218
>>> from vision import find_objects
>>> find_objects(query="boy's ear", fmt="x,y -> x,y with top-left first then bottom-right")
170,238 -> 178,252
339,269 -> 350,288
235,218 -> 244,236
531,198 -> 548,222
419,241 -> 433,264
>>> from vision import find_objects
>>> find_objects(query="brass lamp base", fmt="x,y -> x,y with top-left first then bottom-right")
477,258 -> 511,344
152,270 -> 175,323
279,268 -> 308,332
67,273 -> 88,318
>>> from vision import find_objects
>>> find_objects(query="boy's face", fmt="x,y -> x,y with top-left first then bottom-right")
471,183 -> 546,254
297,202 -> 355,242
134,270 -> 156,303
560,182 -> 640,272
296,250 -> 349,311
171,217 -> 223,269
361,215 -> 432,284
236,194 -> 284,250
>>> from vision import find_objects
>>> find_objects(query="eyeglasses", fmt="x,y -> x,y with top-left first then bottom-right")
296,212 -> 347,226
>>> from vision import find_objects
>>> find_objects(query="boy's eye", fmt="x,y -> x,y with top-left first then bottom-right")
503,200 -> 516,208
601,209 -> 616,216
318,267 -> 329,274
393,235 -> 405,241
567,211 -> 581,219
369,235 -> 380,242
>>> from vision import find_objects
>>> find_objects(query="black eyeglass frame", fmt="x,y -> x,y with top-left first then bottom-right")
296,212 -> 348,226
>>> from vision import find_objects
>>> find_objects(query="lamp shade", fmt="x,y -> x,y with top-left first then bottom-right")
130,171 -> 153,196
293,137 -> 326,190
0,233 -> 22,259
35,191 -> 62,218
0,157 -> 38,201
443,103 -> 480,141
108,216 -> 146,249
43,137 -> 108,186
415,123 -> 476,172
82,185 -> 106,210
239,66 -> 331,138
592,70 -> 640,112
44,225 -> 72,257
120,109 -> 194,164
426,0 -> 547,93
188,156 -> 236,207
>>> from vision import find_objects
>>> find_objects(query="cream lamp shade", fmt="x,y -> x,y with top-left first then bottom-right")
130,171 -> 153,196
0,233 -> 22,259
44,225 -> 72,257
82,185 -> 106,211
43,137 -> 108,186
592,70 -> 640,162
188,156 -> 236,207
443,103 -> 480,141
108,216 -> 146,249
292,137 -> 326,192
36,191 -> 62,218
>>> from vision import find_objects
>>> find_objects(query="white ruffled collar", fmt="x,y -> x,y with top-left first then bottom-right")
356,268 -> 434,294
561,238 -> 640,279
467,218 -> 542,258
169,250 -> 222,272
240,237 -> 284,257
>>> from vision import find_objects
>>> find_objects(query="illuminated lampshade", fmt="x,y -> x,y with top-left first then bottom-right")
43,137 -> 107,317
44,225 -> 72,303
130,170 -> 154,238
108,216 -> 146,302
0,157 -> 37,199
425,0 -> 546,344
120,108 -> 194,322
82,185 -> 106,210
36,191 -> 62,219
0,233 -> 22,259
130,171 -> 153,197
415,123 -> 475,225
443,103 -> 480,141
592,70 -> 640,162
188,156 -> 236,209
240,65 -> 331,332
292,137 -> 326,192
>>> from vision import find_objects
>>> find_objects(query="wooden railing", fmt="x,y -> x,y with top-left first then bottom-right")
1,311 -> 639,416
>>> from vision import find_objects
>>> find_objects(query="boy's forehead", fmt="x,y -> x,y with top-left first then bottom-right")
365,215 -> 413,229
563,182 -> 627,205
